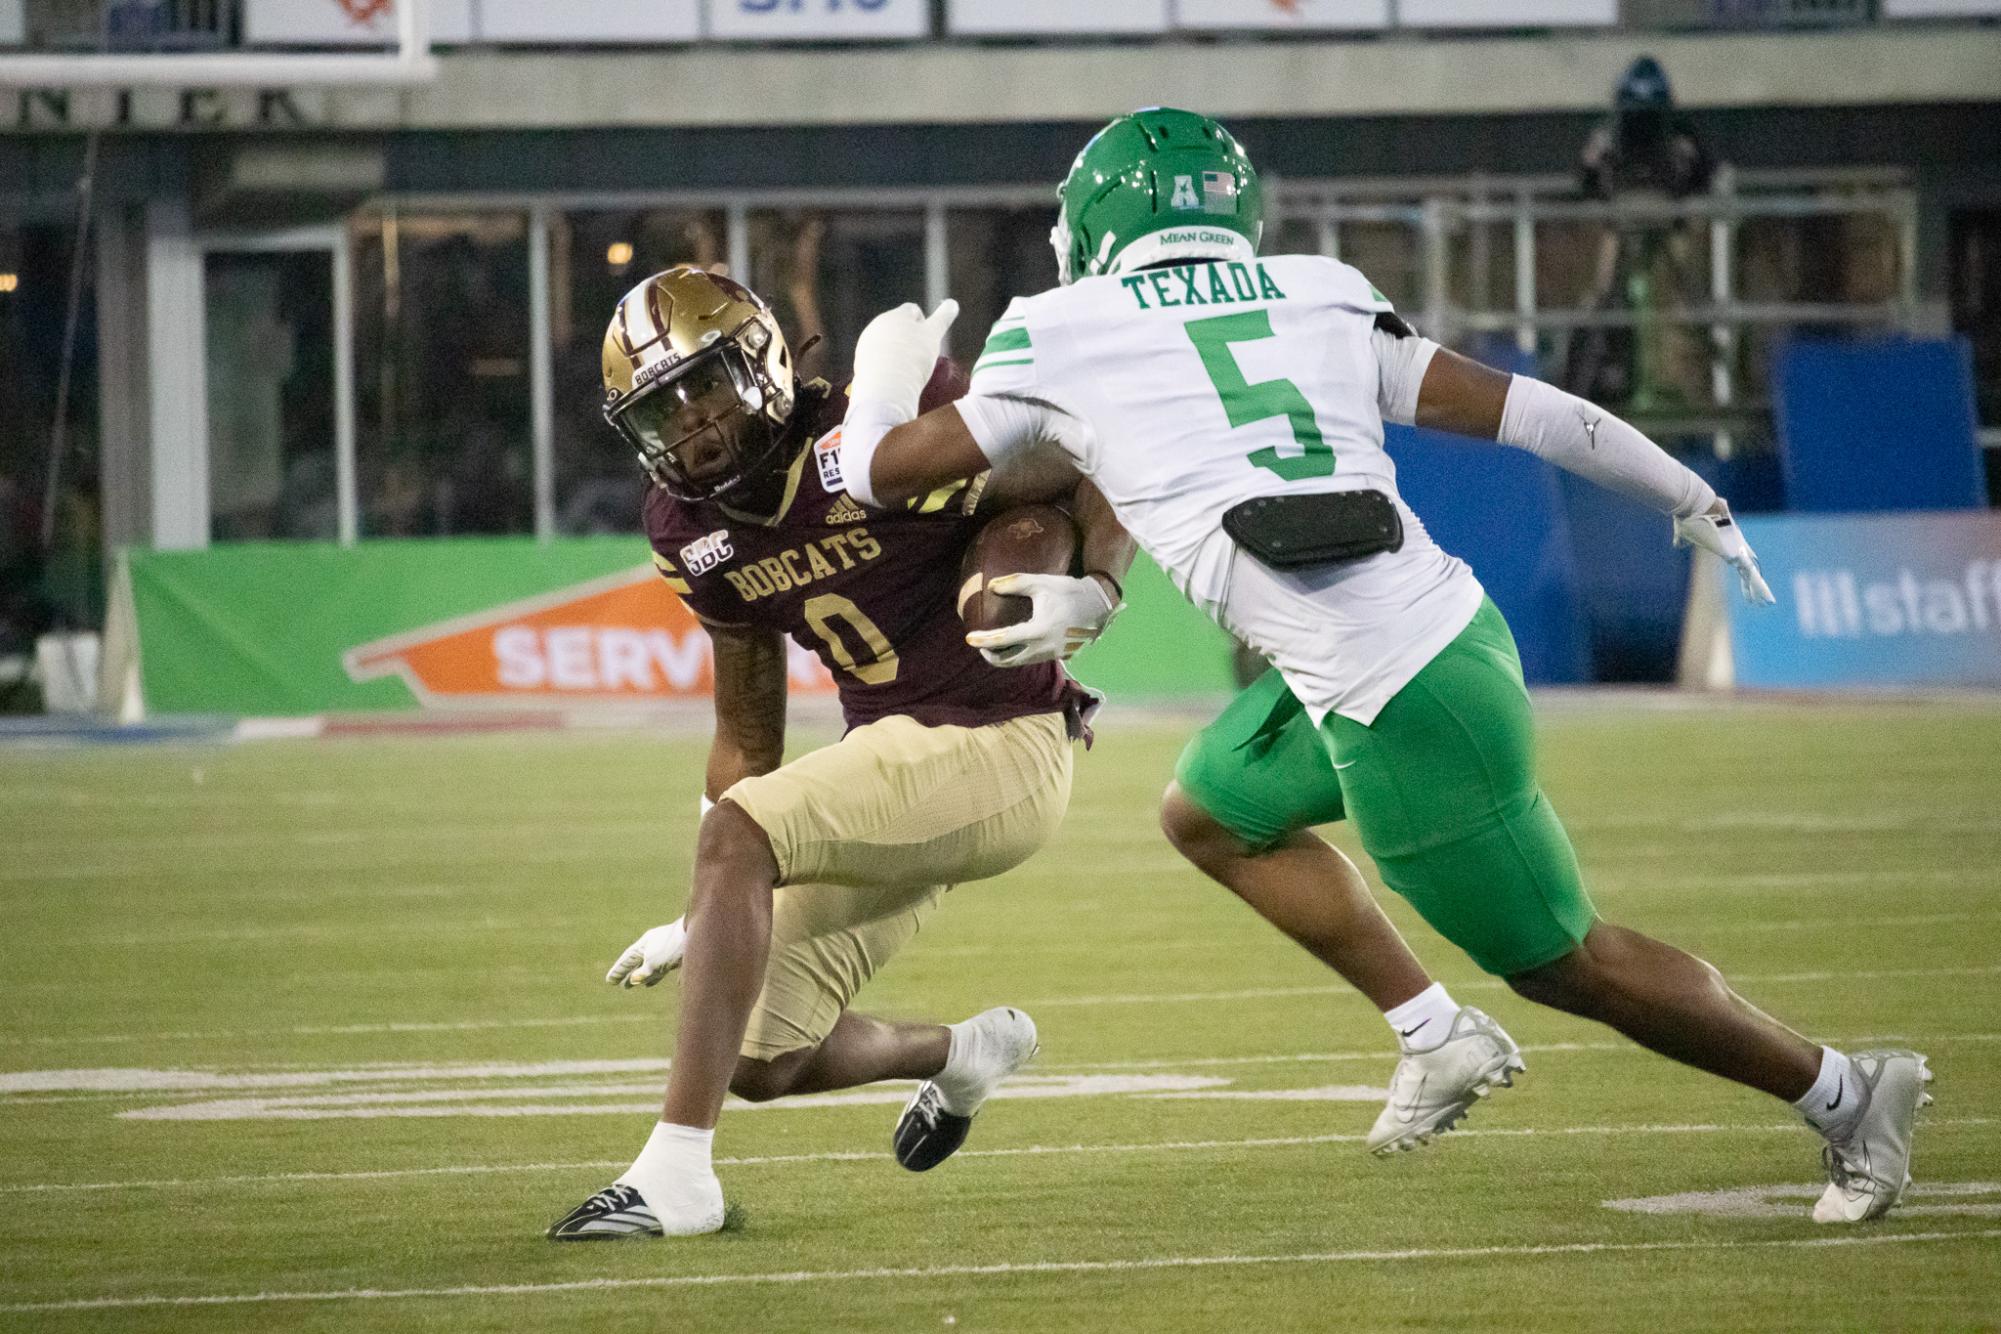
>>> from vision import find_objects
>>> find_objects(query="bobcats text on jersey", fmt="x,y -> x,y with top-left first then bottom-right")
720,527 -> 883,605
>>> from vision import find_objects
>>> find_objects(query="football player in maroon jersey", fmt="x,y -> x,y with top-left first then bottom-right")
548,268 -> 1133,1240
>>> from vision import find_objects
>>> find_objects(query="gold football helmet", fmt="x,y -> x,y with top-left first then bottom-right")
602,267 -> 797,502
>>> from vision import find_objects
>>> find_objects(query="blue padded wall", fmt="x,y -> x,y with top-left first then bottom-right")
1774,337 -> 1983,513
1385,424 -> 1592,684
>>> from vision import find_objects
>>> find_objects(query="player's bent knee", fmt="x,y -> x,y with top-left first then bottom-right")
1506,937 -> 1611,1017
1159,783 -> 1247,868
730,1051 -> 808,1104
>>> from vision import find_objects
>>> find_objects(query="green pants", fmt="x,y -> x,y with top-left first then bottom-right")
1175,599 -> 1595,976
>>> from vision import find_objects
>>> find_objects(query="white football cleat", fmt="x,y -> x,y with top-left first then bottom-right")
1812,1049 -> 1933,1225
1367,1006 -> 1525,1156
893,1006 -> 1038,1171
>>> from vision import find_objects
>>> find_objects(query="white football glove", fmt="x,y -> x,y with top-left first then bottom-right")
1673,502 -> 1776,606
605,917 -> 687,989
850,300 -> 960,413
966,573 -> 1123,667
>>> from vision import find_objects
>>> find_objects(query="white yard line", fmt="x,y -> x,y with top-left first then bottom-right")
1034,964 -> 2001,1007
33,908 -> 1998,954
7,1228 -> 1997,1313
4,818 -> 669,856
3,1118 -> 1991,1197
0,1013 -> 658,1047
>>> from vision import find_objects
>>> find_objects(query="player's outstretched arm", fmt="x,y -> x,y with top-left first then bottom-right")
1392,332 -> 1774,605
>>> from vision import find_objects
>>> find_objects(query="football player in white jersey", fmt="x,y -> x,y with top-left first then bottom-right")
837,108 -> 1931,1223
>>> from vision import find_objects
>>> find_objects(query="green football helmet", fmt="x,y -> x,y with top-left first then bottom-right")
1051,107 -> 1264,286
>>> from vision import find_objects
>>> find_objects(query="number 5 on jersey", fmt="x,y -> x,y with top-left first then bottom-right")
1185,310 -> 1334,481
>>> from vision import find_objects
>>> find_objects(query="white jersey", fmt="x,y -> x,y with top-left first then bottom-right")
960,253 -> 1485,726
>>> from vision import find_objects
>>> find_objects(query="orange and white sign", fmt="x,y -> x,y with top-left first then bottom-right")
343,566 -> 832,708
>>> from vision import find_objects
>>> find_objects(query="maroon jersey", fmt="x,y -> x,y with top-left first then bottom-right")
644,364 -> 1091,733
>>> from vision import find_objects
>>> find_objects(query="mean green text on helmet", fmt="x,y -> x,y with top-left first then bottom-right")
1051,107 -> 1264,286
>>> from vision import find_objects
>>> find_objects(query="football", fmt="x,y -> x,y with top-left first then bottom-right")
957,503 -> 1083,633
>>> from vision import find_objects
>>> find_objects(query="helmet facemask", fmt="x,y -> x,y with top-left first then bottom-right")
607,321 -> 790,505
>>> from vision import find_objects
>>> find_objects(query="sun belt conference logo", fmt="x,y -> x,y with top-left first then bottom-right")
680,530 -> 733,577
342,567 -> 833,708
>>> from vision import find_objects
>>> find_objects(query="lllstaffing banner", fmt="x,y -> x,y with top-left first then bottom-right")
1726,510 -> 2001,689
118,538 -> 1236,716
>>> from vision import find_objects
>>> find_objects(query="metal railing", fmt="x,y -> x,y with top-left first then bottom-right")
1269,166 -> 1919,451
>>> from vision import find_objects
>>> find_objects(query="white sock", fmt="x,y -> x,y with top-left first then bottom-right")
616,1120 -> 715,1215
1383,983 -> 1460,1053
1795,1047 -> 1861,1136
932,1018 -> 986,1116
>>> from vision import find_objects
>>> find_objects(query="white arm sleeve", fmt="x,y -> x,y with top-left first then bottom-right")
837,397 -> 907,508
1373,324 -> 1440,427
955,393 -> 1081,470
1497,375 -> 1717,519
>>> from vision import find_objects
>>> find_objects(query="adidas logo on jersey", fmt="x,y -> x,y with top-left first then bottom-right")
826,494 -> 868,525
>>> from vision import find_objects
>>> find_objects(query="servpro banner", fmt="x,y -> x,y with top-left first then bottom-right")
118,538 -> 830,716
115,537 -> 1236,716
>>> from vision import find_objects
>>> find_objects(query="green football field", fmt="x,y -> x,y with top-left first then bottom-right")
3,698 -> 1998,1332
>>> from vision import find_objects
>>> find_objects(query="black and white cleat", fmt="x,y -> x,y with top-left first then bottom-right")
545,1185 -> 663,1241
893,1082 -> 973,1173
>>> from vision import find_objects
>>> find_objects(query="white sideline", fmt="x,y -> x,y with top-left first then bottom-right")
2,1118 -> 1990,1197
7,1229 -> 1998,1313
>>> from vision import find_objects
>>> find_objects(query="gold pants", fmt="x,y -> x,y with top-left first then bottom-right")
723,711 -> 1073,1059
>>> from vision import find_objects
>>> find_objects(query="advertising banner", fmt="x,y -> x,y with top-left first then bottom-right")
947,0 -> 1169,36
1397,0 -> 1615,25
125,539 -> 827,716
122,538 -> 1237,716
1726,510 -> 2001,689
1883,0 -> 2001,15
1176,0 -> 1389,31
245,0 -> 473,45
706,0 -> 929,42
480,0 -> 701,43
